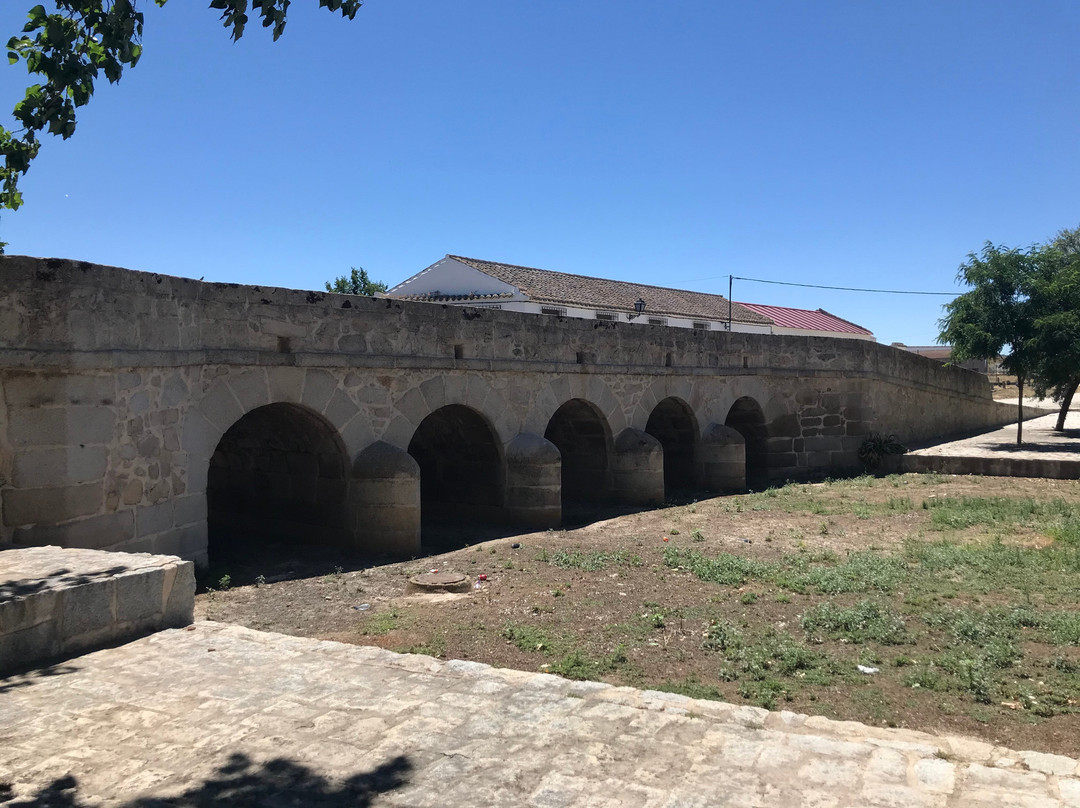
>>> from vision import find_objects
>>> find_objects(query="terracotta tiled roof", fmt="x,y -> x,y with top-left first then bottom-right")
735,302 -> 873,335
393,291 -> 515,303
448,256 -> 772,325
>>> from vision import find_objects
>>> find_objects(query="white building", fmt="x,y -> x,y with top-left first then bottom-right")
387,255 -> 874,340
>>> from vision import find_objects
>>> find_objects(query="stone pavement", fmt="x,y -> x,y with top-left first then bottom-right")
2,622 -> 1078,807
910,406 -> 1080,462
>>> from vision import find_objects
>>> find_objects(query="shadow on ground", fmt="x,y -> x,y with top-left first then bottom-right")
0,752 -> 412,807
0,663 -> 81,695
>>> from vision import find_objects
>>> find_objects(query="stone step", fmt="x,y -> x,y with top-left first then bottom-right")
0,546 -> 194,674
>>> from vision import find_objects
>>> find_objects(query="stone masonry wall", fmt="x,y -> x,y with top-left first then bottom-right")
0,257 -> 1027,562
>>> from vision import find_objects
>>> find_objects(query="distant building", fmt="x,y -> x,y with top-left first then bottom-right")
891,344 -> 992,373
735,302 -> 875,341
388,255 -> 875,340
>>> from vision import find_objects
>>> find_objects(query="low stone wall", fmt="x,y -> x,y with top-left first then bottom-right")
0,546 -> 194,674
886,453 -> 1080,480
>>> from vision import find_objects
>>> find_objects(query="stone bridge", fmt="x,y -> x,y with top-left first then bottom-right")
0,257 -> 1019,566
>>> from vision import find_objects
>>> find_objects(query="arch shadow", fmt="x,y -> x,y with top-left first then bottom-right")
207,403 -> 350,571
407,404 -> 507,552
645,396 -> 699,497
725,396 -> 769,490
544,398 -> 614,522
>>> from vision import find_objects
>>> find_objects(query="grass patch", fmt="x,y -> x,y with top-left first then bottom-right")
922,496 -> 1080,532
548,645 -> 629,679
801,600 -> 908,645
665,547 -> 907,594
535,548 -> 644,571
361,608 -> 401,636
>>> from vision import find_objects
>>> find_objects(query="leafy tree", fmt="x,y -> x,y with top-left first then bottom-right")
939,243 -> 1043,444
1029,224 -> 1080,430
1,1 -> 362,215
325,266 -> 387,296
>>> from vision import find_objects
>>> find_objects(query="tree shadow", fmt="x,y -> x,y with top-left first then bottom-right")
0,752 -> 412,807
1,566 -> 131,601
0,662 -> 80,695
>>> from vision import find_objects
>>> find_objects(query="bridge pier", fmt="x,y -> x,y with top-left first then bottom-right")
349,442 -> 421,556
504,433 -> 562,529
611,428 -> 665,505
699,423 -> 746,492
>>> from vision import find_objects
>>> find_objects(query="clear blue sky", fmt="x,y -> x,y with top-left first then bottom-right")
2,1 -> 1078,345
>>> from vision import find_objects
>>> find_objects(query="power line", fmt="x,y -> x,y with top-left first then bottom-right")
730,275 -> 956,296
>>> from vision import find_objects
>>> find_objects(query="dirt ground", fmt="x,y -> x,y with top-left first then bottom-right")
197,474 -> 1080,758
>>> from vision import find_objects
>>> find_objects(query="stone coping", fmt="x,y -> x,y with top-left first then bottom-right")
0,546 -> 194,674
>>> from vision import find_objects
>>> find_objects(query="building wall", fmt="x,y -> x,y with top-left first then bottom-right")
0,257 -> 1030,564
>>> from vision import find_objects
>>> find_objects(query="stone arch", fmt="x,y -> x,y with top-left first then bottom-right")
177,368 -> 370,565
645,396 -> 699,493
702,376 -> 772,430
407,404 -> 505,542
381,373 -> 514,450
523,376 -> 626,439
544,398 -> 614,510
725,396 -> 769,489
631,377 -> 704,433
206,402 -> 350,564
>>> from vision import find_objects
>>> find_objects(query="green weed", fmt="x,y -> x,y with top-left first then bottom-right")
801,600 -> 907,645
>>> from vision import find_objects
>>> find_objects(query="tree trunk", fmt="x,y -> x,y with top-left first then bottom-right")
1056,377 -> 1080,431
1016,375 -> 1024,446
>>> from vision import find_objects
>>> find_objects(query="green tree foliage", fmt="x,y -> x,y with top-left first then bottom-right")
325,267 -> 388,296
940,227 -> 1080,442
939,243 -> 1043,444
1,1 -> 362,214
1029,225 -> 1080,430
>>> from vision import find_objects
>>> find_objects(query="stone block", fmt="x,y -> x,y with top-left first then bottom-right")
302,369 -> 338,414
173,494 -> 208,527
0,587 -> 58,634
11,445 -> 108,488
265,366 -> 304,404
59,578 -> 116,641
3,483 -> 103,526
162,562 -> 196,627
0,620 -> 59,672
135,500 -> 175,538
226,369 -> 270,413
4,374 -> 114,408
179,409 -> 220,461
197,382 -> 244,432
9,406 -> 115,447
12,510 -> 135,550
115,566 -> 166,624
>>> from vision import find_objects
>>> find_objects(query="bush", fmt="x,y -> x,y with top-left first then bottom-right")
858,433 -> 907,473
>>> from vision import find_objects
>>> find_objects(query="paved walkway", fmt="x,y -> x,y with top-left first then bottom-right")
3,622 -> 1078,807
910,406 -> 1080,462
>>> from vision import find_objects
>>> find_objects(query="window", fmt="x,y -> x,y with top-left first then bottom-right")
541,306 -> 567,316
692,321 -> 709,330
648,317 -> 667,327
595,311 -> 617,321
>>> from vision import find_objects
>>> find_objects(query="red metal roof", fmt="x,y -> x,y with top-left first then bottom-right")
735,303 -> 873,335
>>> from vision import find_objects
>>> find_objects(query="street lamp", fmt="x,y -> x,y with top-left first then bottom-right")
627,298 -> 646,320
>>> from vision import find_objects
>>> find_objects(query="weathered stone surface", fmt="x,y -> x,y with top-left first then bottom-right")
0,621 -> 1076,806
0,546 -> 194,674
0,257 -> 1049,563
